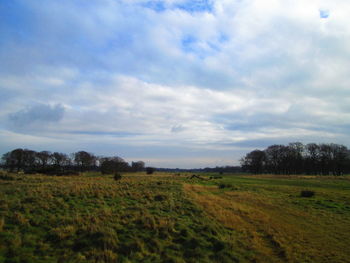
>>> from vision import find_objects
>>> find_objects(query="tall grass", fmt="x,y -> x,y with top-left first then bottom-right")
184,174 -> 350,263
0,173 -> 240,263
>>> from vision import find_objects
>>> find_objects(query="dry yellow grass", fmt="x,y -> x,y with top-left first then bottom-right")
183,183 -> 350,263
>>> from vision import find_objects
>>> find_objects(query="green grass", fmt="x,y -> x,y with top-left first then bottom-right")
0,173 -> 241,263
184,174 -> 350,262
1,172 -> 350,262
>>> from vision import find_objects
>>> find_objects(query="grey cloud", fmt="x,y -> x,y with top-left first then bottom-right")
1,0 -> 350,168
66,130 -> 140,137
171,124 -> 186,133
8,103 -> 64,128
0,0 -> 236,90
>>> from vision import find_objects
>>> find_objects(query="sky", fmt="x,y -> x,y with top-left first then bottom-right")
1,0 -> 350,168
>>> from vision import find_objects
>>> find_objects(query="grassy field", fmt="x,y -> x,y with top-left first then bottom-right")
0,172 -> 349,262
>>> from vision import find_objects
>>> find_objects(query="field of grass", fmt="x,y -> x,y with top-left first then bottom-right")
0,171 -> 350,262
185,174 -> 350,262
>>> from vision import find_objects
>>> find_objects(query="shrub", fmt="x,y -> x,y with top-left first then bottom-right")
55,170 -> 80,176
300,190 -> 315,197
154,195 -> 166,201
0,172 -> 15,181
24,169 -> 37,175
218,183 -> 238,190
114,173 -> 122,181
218,183 -> 231,189
146,167 -> 155,174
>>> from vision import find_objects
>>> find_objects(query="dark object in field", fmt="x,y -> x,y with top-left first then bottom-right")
146,167 -> 155,174
114,173 -> 122,181
300,190 -> 315,197
209,176 -> 222,179
154,194 -> 166,201
25,167 -> 80,176
218,183 -> 230,189
0,172 -> 15,181
58,170 -> 80,176
24,169 -> 37,174
189,174 -> 209,180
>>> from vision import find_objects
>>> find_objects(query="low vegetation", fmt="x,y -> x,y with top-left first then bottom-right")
300,190 -> 315,197
185,174 -> 350,262
0,172 -> 239,263
0,171 -> 349,262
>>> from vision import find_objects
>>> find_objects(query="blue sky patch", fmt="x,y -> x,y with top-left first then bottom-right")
175,0 -> 213,13
319,9 -> 330,19
0,0 -> 349,168
141,1 -> 166,12
181,35 -> 197,52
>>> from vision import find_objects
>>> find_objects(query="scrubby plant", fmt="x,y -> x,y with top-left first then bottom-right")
0,217 -> 4,232
300,190 -> 315,197
0,171 -> 15,180
114,173 -> 122,181
146,167 -> 155,174
218,183 -> 231,189
154,194 -> 166,201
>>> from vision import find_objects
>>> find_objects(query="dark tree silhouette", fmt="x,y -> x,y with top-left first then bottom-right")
240,150 -> 266,174
2,148 -> 25,172
73,151 -> 96,171
241,142 -> 350,175
99,157 -> 130,174
52,152 -> 70,167
1,148 -> 145,176
36,151 -> 52,168
131,161 -> 145,172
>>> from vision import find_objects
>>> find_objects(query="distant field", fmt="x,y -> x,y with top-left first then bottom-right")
0,172 -> 349,263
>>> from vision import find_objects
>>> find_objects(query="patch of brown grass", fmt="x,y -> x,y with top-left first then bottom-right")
183,183 -> 350,263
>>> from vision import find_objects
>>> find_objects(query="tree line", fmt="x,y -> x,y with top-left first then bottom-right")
240,142 -> 350,175
1,148 -> 146,175
157,166 -> 242,173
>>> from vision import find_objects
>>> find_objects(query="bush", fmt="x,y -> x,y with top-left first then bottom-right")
0,172 -> 15,181
218,183 -> 238,190
218,183 -> 231,189
154,195 -> 167,201
35,167 -> 60,175
24,169 -> 37,175
146,167 -> 155,174
300,190 -> 315,197
53,170 -> 80,176
114,173 -> 122,181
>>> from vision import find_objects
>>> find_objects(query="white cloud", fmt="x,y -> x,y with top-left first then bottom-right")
1,0 -> 350,167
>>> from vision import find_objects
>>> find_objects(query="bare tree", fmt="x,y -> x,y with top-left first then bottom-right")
73,151 -> 96,171
240,150 -> 266,174
131,161 -> 145,172
36,151 -> 52,168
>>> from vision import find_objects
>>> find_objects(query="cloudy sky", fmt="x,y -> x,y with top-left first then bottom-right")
1,0 -> 350,168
